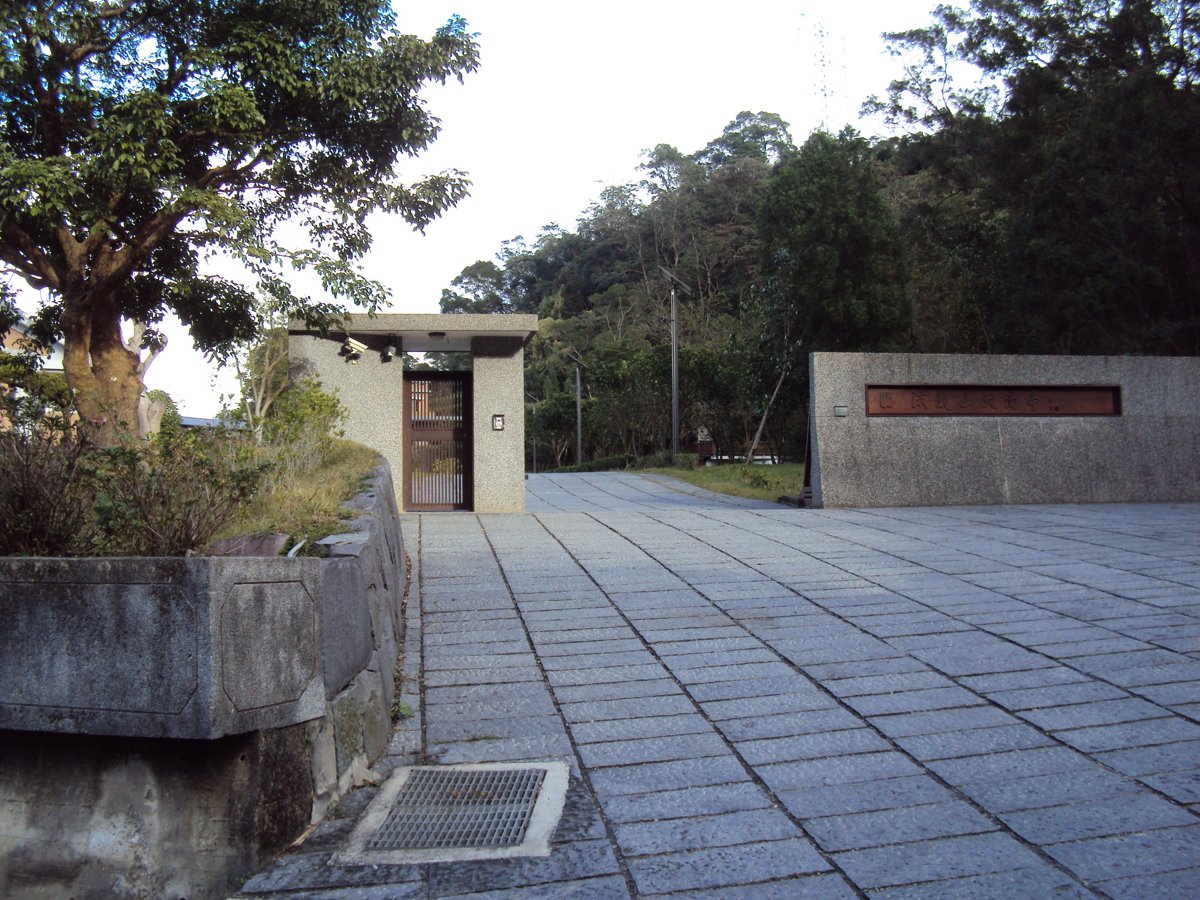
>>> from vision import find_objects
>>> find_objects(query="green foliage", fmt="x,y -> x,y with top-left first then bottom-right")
628,451 -> 698,470
0,397 -> 93,556
548,455 -> 631,473
0,392 -> 266,556
218,376 -> 368,548
693,111 -> 797,168
147,389 -> 183,439
229,327 -> 291,443
642,462 -> 806,503
447,2 -> 1198,472
1,2 -> 479,436
217,439 -> 380,550
756,129 -> 912,354
439,253 -> 543,314
89,429 -> 267,557
257,377 -> 346,482
739,466 -> 769,489
873,0 -> 1200,354
0,352 -> 71,408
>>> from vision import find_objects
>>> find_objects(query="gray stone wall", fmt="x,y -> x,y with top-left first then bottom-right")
809,352 -> 1200,508
310,460 -> 407,818
0,727 -> 311,900
0,463 -> 408,899
0,557 -> 324,739
471,336 -> 527,513
289,331 -> 407,501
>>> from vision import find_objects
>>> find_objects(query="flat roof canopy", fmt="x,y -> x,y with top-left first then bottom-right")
290,313 -> 538,353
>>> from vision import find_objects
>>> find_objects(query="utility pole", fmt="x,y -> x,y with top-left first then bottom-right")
670,282 -> 678,456
568,350 -> 588,466
527,393 -> 538,474
659,267 -> 692,458
575,363 -> 583,465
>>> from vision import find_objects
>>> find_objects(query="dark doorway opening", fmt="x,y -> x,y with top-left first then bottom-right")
403,371 -> 472,511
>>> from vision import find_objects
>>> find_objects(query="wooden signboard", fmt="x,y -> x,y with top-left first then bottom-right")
865,385 -> 1121,417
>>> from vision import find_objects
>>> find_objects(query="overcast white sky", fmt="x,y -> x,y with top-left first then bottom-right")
30,1 -> 944,415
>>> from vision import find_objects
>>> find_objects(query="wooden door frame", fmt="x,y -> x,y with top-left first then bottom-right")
402,370 -> 473,511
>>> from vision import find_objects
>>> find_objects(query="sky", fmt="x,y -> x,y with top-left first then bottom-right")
22,0 -> 944,416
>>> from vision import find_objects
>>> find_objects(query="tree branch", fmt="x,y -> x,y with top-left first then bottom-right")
1,225 -> 63,291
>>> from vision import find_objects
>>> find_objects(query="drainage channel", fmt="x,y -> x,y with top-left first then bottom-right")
335,762 -> 570,866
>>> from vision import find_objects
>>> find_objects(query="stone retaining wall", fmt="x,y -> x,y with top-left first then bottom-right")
0,462 -> 407,899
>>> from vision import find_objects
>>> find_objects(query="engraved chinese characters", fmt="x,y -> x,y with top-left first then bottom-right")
865,386 -> 1120,417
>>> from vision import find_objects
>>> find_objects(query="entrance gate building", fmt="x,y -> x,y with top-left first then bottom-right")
289,314 -> 537,513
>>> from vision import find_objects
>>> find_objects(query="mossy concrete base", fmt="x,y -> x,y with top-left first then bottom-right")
0,726 -> 312,900
0,462 -> 407,898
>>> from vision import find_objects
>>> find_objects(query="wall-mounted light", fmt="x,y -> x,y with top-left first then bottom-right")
427,331 -> 447,342
492,414 -> 505,431
381,337 -> 398,361
833,405 -> 849,417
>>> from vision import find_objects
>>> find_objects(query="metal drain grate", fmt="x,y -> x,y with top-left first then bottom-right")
334,761 -> 570,865
367,766 -> 546,851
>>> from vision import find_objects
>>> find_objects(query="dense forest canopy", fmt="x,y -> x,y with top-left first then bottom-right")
439,0 -> 1197,470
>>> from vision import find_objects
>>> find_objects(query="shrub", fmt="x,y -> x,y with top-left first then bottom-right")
257,377 -> 346,487
739,465 -> 770,489
628,452 -> 698,470
548,454 -> 631,473
0,396 -> 93,556
0,381 -> 269,556
214,378 -> 369,550
218,438 -> 380,549
88,428 -> 269,557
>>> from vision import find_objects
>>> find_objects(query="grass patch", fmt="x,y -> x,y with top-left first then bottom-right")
642,462 -> 805,503
215,438 -> 381,548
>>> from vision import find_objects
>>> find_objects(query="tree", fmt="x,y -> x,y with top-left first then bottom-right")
0,1 -> 478,443
757,129 -> 911,356
871,0 -> 1200,354
693,110 -> 796,168
231,326 -> 290,445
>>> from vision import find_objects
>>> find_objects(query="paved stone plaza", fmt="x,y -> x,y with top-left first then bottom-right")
240,473 -> 1200,898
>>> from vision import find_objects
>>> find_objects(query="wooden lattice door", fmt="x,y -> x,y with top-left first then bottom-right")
403,372 -> 472,510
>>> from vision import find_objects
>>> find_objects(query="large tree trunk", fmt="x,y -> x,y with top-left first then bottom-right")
61,292 -> 145,446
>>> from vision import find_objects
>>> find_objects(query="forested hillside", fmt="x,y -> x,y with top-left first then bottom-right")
435,1 -> 1198,469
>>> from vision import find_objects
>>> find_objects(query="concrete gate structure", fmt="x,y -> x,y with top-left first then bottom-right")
290,313 -> 538,513
807,352 -> 1200,508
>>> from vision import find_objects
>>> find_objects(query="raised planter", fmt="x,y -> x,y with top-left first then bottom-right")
0,461 -> 408,900
0,556 -> 324,739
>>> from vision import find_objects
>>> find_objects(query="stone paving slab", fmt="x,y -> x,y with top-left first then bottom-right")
239,475 -> 1200,898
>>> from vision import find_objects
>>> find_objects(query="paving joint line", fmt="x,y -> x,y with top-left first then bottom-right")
527,473 -> 656,512
724,507 -> 1200,728
585,507 -> 1112,896
680,506 -> 1200,822
531,511 -> 868,898
561,473 -> 663,509
805,504 -> 1200,600
474,513 -> 639,900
